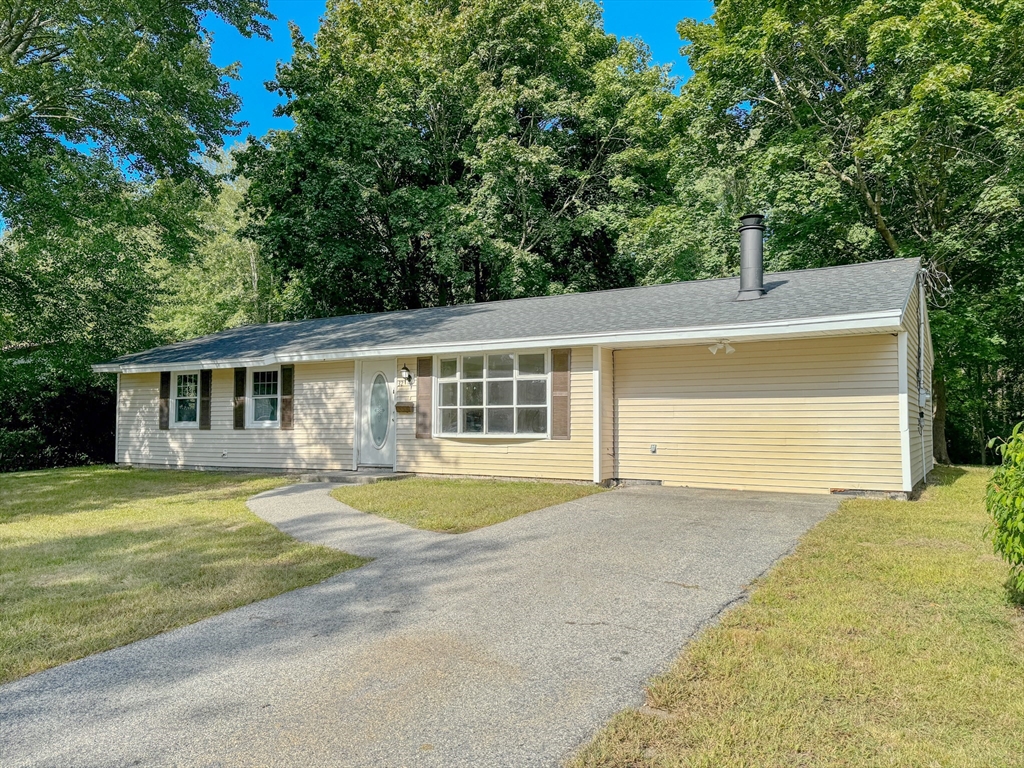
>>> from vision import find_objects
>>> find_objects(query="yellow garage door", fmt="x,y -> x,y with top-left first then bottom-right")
613,335 -> 904,494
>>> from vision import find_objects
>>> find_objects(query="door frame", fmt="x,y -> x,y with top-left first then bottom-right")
354,358 -> 397,469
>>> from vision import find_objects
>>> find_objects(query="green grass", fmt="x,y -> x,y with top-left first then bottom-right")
0,466 -> 366,684
331,477 -> 605,533
571,467 -> 1024,768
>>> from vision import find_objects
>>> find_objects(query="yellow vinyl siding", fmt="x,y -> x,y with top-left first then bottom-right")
600,347 -> 615,482
395,347 -> 594,481
117,362 -> 355,471
613,335 -> 903,494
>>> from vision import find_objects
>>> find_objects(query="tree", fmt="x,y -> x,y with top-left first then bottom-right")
149,172 -> 283,341
642,0 -> 1024,461
0,0 -> 271,236
238,0 -> 676,319
0,0 -> 273,470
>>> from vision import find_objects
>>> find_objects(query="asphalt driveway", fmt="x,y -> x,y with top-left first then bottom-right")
0,483 -> 838,767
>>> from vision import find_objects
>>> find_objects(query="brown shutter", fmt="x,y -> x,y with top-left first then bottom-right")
233,368 -> 246,429
159,372 -> 170,430
199,370 -> 212,430
551,348 -> 571,440
280,365 -> 294,430
416,357 -> 433,438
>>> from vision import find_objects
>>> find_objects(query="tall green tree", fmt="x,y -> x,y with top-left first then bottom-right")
0,0 -> 270,235
149,172 -> 283,341
639,0 -> 1024,461
0,0 -> 273,470
238,0 -> 676,318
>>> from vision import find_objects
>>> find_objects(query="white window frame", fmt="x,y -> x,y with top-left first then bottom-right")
171,370 -> 200,429
433,351 -> 551,439
247,364 -> 281,429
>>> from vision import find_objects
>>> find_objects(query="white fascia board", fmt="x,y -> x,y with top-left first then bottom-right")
92,309 -> 904,374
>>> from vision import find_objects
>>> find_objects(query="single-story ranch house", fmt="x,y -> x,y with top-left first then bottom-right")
95,217 -> 934,495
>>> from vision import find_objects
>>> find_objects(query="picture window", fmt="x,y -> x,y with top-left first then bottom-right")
436,353 -> 548,436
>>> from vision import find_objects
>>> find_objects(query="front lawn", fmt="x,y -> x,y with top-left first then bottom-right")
0,466 -> 365,685
331,477 -> 604,533
572,467 -> 1024,768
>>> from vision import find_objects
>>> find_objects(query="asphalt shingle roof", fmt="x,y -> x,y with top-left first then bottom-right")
100,257 -> 920,370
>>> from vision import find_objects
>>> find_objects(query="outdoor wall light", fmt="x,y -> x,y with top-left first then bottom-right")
708,340 -> 735,355
400,364 -> 413,384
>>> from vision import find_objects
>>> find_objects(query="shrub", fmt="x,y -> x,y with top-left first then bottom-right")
987,422 -> 1024,602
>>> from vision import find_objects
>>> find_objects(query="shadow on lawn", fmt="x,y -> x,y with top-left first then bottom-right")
1,518 -> 362,683
0,466 -> 276,524
928,465 -> 969,486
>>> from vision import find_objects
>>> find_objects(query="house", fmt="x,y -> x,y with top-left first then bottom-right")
94,216 -> 934,495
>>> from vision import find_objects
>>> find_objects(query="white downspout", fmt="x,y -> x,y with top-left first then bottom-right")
918,270 -> 928,487
592,346 -> 602,484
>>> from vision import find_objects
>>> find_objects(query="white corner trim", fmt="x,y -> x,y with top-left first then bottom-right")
898,331 -> 912,492
91,310 -> 905,374
592,346 -> 602,484
114,372 -> 121,465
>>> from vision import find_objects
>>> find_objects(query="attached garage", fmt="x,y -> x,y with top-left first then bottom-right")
612,335 -> 905,494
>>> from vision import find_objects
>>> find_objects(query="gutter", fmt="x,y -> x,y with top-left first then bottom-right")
91,309 -> 904,375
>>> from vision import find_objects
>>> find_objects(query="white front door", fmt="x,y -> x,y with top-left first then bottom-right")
359,360 -> 396,468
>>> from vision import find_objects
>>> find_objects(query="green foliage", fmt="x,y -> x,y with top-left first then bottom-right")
661,0 -> 1024,275
987,423 -> 1024,598
238,0 -> 676,317
641,0 -> 1024,458
0,0 -> 271,237
0,1 -> 273,471
149,171 -> 284,341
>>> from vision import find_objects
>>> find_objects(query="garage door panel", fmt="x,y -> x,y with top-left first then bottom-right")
613,336 -> 903,494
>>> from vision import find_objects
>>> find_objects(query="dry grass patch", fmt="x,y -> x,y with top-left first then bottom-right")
0,466 -> 365,684
571,467 -> 1024,768
331,477 -> 604,533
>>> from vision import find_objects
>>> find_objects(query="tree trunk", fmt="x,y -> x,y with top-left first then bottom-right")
977,365 -> 987,465
932,374 -> 950,464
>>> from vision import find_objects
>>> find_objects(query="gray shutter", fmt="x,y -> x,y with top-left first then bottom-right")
416,357 -> 433,439
159,372 -> 170,430
551,349 -> 571,440
199,370 -> 212,430
280,365 -> 294,430
233,368 -> 246,429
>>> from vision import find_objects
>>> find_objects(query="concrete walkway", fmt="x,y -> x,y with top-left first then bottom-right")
0,484 -> 838,767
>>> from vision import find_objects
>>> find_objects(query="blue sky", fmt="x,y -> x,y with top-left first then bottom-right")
207,0 -> 714,148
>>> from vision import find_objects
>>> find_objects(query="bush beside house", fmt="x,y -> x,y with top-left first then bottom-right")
987,422 -> 1024,602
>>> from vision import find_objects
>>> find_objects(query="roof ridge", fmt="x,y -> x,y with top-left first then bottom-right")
184,256 -> 920,338
100,257 -> 920,369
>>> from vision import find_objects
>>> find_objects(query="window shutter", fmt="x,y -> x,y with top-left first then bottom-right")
416,357 -> 433,439
280,365 -> 294,430
159,372 -> 170,430
199,370 -> 212,430
551,349 -> 571,440
233,368 -> 246,429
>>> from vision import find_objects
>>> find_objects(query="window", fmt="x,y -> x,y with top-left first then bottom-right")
249,367 -> 280,426
436,352 -> 548,436
173,372 -> 199,427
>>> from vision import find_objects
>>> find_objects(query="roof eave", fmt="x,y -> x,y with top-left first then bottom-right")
92,309 -> 904,374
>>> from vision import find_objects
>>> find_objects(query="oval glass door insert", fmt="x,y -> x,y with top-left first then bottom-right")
369,373 -> 389,448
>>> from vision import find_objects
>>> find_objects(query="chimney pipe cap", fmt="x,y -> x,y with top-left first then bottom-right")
738,213 -> 765,230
